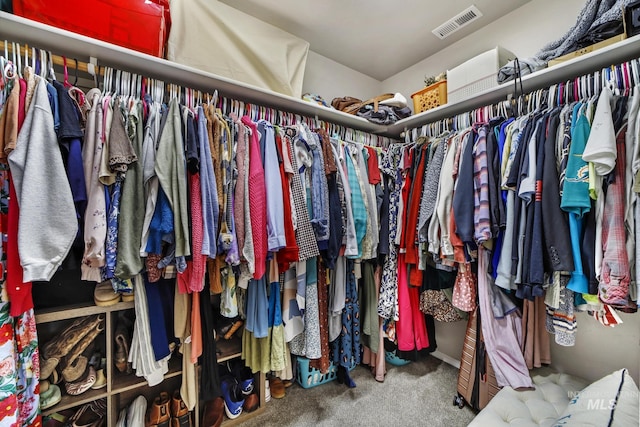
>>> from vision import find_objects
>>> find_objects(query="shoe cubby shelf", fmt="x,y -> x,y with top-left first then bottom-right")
42,389 -> 108,417
111,356 -> 183,394
215,335 -> 243,363
35,300 -> 191,425
35,300 -> 134,324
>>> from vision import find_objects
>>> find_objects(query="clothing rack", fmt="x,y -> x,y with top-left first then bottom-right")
0,35 -> 393,148
0,11 -> 394,138
388,33 -> 640,138
3,12 -> 640,141
403,55 -> 640,141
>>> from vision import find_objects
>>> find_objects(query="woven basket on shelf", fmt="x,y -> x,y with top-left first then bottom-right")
411,80 -> 447,114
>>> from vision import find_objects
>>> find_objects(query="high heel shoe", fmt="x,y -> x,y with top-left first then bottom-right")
336,366 -> 356,388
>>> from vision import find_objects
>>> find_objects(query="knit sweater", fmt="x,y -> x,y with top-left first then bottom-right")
8,76 -> 77,281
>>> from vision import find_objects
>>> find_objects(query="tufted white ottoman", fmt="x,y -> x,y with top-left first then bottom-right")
469,368 -> 589,427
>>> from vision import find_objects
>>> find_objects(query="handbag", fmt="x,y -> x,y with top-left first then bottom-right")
420,289 -> 463,322
452,264 -> 477,312
331,96 -> 362,112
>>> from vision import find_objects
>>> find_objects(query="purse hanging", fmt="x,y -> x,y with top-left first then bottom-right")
452,263 -> 477,313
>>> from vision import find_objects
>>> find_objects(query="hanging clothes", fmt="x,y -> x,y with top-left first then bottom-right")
331,258 -> 362,369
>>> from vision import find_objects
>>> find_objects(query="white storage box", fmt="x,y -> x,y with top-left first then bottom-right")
447,47 -> 515,103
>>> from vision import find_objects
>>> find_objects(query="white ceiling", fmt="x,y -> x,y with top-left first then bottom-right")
219,0 -> 532,81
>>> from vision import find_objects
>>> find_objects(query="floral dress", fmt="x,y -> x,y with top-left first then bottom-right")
377,145 -> 404,320
0,168 -> 41,427
331,259 -> 361,368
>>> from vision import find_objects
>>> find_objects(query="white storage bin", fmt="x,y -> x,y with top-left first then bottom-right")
447,47 -> 515,103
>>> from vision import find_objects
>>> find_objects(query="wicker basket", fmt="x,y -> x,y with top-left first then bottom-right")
411,81 -> 447,114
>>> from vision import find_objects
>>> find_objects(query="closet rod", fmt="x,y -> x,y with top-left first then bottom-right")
387,33 -> 640,137
0,38 -> 393,147
0,12 -> 390,137
0,40 -> 100,76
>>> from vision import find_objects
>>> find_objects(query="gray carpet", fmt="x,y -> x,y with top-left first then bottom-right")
241,356 -> 476,427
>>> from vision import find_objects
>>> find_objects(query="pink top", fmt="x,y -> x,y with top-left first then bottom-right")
242,116 -> 267,279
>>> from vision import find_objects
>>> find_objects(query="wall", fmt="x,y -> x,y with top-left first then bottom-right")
381,0 -> 586,106
302,50 -> 381,105
379,0 -> 640,385
551,312 -> 640,383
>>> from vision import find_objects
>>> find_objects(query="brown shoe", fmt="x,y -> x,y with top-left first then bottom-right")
243,393 -> 259,413
65,366 -> 97,396
64,315 -> 106,366
43,315 -> 101,360
62,355 -> 88,383
93,281 -> 121,307
201,397 -> 224,427
170,390 -> 191,427
68,399 -> 106,426
146,392 -> 171,427
268,377 -> 285,399
114,314 -> 132,374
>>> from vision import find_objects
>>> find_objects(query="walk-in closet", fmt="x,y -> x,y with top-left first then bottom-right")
0,1 -> 639,426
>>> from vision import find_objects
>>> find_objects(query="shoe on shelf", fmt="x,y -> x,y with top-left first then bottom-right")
201,397 -> 224,427
43,410 -> 71,427
116,408 -> 127,427
94,280 -> 120,307
146,391 -> 171,427
127,395 -> 147,427
268,377 -> 286,399
91,369 -> 106,389
385,350 -> 411,366
67,399 -> 106,427
114,314 -> 133,374
88,351 -> 103,369
50,366 -> 62,385
238,366 -> 254,396
243,394 -> 259,413
40,355 -> 60,381
40,384 -> 62,410
65,366 -> 97,396
120,291 -> 135,302
220,377 -> 244,420
170,390 -> 191,427
62,355 -> 88,383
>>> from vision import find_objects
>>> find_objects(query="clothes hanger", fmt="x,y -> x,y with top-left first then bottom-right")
625,62 -> 632,95
15,43 -> 22,78
631,60 -> 639,88
23,43 -> 28,73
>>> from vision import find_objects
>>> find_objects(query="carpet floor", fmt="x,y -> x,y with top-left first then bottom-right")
240,355 -> 477,426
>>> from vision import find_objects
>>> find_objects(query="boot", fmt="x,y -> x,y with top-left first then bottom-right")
113,312 -> 133,374
65,316 -> 105,366
170,390 -> 192,427
114,312 -> 133,374
43,315 -> 100,360
146,392 -> 171,427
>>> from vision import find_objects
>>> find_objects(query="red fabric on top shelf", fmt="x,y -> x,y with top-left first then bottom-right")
13,0 -> 168,57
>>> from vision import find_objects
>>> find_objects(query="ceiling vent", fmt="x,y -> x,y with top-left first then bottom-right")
432,5 -> 483,39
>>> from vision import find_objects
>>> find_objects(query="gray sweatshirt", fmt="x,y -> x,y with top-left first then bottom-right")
8,76 -> 77,282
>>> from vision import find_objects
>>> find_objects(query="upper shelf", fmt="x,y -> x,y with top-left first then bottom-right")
0,12 -> 382,135
383,33 -> 640,137
2,12 -> 640,140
